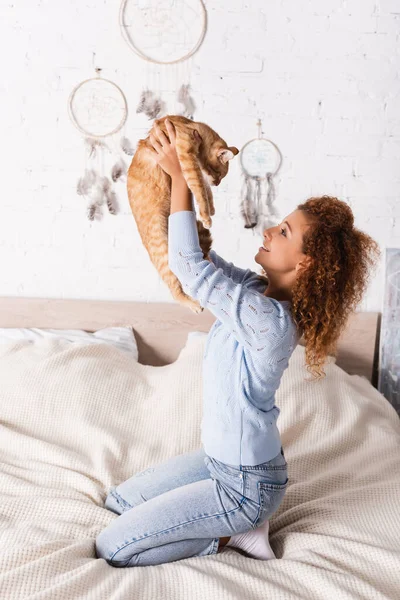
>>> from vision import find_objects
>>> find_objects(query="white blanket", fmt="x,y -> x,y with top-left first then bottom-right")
0,335 -> 399,600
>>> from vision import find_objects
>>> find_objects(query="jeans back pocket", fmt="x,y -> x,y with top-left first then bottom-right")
253,477 -> 289,529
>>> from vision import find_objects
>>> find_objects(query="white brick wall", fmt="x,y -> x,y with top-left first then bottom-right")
1,0 -> 399,311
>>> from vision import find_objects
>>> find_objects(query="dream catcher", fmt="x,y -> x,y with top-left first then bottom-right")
239,119 -> 283,234
119,0 -> 207,119
68,66 -> 136,220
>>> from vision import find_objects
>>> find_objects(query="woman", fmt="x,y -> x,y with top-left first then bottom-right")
95,120 -> 380,567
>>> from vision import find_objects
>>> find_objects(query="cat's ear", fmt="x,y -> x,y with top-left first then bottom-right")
217,146 -> 239,163
192,129 -> 202,143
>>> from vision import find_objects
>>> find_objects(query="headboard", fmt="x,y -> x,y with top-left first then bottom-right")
0,297 -> 380,387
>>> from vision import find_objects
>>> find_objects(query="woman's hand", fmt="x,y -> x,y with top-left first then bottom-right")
149,119 -> 183,180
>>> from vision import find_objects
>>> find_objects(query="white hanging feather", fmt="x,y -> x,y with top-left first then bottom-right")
80,165 -> 119,221
76,168 -> 97,196
86,182 -> 104,221
147,97 -> 165,120
99,175 -> 118,215
177,84 -> 196,120
111,157 -> 127,182
85,177 -> 107,221
87,203 -> 99,221
120,136 -> 136,156
86,183 -> 118,220
100,175 -> 111,197
136,89 -> 154,114
240,174 -> 258,228
105,188 -> 118,215
136,89 -> 165,119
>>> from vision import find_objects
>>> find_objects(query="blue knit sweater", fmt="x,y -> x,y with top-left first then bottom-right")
168,210 -> 300,466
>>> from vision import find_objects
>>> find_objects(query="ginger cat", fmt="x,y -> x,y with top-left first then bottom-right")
127,115 -> 239,314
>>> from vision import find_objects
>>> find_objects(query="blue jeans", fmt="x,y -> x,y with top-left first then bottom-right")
95,446 -> 288,567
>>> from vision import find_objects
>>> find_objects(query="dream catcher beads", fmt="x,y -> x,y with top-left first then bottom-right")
119,0 -> 207,120
68,67 -> 136,220
239,119 -> 283,233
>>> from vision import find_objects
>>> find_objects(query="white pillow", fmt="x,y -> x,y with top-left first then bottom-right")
187,331 -> 208,341
0,326 -> 139,360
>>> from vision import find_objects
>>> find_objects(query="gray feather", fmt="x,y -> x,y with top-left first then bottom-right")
136,89 -> 165,119
77,169 -> 97,196
240,176 -> 258,228
111,158 -> 127,182
105,188 -> 118,215
121,136 -> 136,156
177,84 -> 196,120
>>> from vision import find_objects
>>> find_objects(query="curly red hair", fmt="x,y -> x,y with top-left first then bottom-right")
258,196 -> 381,382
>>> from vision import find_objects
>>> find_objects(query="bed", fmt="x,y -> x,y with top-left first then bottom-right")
0,297 -> 399,600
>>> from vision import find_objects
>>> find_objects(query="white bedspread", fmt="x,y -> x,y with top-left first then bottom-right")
0,335 -> 399,600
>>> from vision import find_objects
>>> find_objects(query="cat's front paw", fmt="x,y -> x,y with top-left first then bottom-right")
180,294 -> 204,314
192,304 -> 204,314
202,217 -> 212,229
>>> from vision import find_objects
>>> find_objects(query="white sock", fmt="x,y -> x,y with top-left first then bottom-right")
226,520 -> 276,560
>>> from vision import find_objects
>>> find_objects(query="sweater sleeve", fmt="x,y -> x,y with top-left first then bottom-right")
208,249 -> 262,286
168,210 -> 289,352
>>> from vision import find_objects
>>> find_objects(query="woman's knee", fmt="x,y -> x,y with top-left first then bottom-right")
95,535 -> 127,566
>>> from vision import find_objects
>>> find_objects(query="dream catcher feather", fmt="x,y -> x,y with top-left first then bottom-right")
239,119 -> 283,234
119,0 -> 206,121
68,67 -> 136,220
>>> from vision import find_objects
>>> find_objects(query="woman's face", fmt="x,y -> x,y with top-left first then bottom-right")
255,209 -> 312,276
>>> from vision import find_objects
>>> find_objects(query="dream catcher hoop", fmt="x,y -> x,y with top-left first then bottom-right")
119,0 -> 207,119
239,119 -> 283,233
119,0 -> 207,64
68,66 -> 136,220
